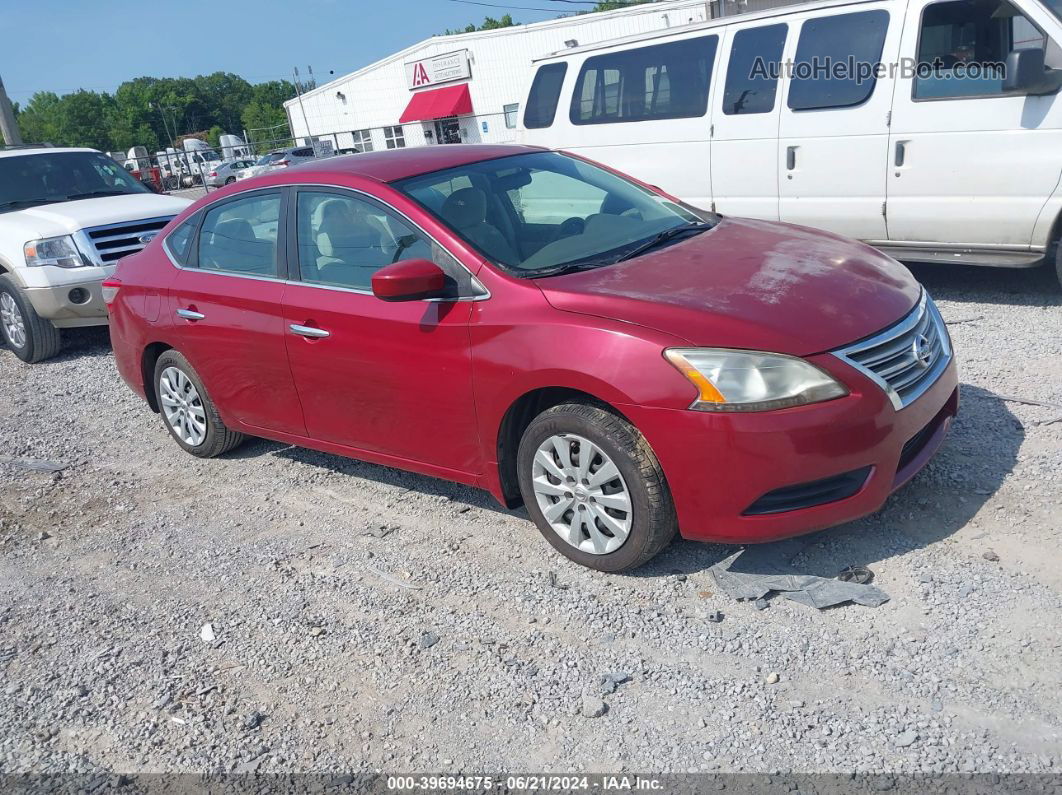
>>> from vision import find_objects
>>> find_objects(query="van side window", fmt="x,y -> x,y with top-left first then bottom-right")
787,10 -> 890,110
570,36 -> 719,125
723,24 -> 788,115
914,0 -> 1047,99
524,63 -> 568,129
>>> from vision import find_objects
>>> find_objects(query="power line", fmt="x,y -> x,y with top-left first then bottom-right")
445,0 -> 573,12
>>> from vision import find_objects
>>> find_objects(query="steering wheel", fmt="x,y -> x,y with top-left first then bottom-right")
556,217 -> 585,239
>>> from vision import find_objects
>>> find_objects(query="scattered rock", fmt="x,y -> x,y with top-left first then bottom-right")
243,711 -> 265,731
581,696 -> 607,718
894,730 -> 918,748
199,623 -> 216,643
982,550 -> 1000,562
419,631 -> 440,649
766,672 -> 780,685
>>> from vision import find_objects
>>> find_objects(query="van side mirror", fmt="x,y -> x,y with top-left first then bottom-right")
371,258 -> 449,302
1003,48 -> 1062,95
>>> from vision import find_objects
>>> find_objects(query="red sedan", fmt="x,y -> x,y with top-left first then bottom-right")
104,145 -> 958,571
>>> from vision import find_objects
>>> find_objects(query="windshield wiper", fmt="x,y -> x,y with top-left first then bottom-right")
63,190 -> 134,201
0,198 -> 58,212
611,221 -> 712,264
527,260 -> 611,279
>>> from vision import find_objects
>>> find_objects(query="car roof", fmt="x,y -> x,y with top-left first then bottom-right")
288,144 -> 545,183
0,146 -> 99,160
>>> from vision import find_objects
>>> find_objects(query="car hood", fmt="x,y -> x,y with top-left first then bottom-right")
0,193 -> 191,238
536,218 -> 921,356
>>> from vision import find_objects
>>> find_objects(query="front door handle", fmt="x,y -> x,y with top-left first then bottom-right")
895,141 -> 907,167
176,308 -> 205,320
786,146 -> 797,170
289,324 -> 330,339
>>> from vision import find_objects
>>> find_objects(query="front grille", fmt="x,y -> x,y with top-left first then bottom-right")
743,466 -> 872,516
832,292 -> 952,411
80,216 -> 174,265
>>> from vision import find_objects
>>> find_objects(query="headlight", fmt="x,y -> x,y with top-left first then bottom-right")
664,348 -> 848,412
24,235 -> 88,269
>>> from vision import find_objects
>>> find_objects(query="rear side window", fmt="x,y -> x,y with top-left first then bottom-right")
570,36 -> 718,124
723,24 -> 788,115
165,217 -> 197,265
787,10 -> 890,111
197,193 -> 281,277
524,63 -> 568,129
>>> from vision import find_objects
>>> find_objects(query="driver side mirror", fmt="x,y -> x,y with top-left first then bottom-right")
371,258 -> 449,302
1003,48 -> 1062,95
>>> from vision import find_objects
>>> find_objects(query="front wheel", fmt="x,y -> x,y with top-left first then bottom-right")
0,275 -> 62,363
1055,241 -> 1062,291
225,176 -> 236,185
517,402 -> 677,572
153,350 -> 245,458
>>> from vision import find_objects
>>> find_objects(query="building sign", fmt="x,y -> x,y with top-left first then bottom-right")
405,50 -> 471,89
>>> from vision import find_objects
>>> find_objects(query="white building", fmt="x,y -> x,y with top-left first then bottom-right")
283,1 -> 716,153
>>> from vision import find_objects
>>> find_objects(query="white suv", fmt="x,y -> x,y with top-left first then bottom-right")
0,146 -> 191,362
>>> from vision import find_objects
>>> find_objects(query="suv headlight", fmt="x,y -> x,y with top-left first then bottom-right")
24,235 -> 89,269
665,348 -> 848,412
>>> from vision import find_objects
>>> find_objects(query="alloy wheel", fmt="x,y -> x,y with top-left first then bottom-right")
159,366 -> 208,446
0,292 -> 27,349
531,433 -> 632,555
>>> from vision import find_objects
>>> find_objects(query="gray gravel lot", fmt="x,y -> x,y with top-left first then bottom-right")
0,261 -> 1060,777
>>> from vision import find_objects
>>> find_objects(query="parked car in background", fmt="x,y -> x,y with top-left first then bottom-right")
105,144 -> 958,570
205,159 -> 256,187
0,146 -> 191,362
236,147 -> 317,181
519,0 -> 1062,287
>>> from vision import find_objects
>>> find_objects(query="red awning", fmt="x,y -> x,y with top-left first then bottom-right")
399,84 -> 473,124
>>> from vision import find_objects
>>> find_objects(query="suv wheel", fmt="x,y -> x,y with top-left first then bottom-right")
0,275 -> 62,363
517,402 -> 677,572
1056,240 -> 1062,291
154,350 -> 245,457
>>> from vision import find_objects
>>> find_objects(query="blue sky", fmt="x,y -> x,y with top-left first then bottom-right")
0,0 -> 568,101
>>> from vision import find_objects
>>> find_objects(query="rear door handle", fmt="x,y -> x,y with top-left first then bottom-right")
176,308 -> 205,320
289,324 -> 330,339
786,146 -> 797,170
895,141 -> 907,167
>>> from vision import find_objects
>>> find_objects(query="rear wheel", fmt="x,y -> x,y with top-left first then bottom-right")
517,402 -> 677,572
0,275 -> 62,363
225,176 -> 236,185
1055,240 -> 1062,291
153,350 -> 244,458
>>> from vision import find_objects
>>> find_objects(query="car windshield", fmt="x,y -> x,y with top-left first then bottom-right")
394,151 -> 710,276
254,154 -> 279,166
1038,0 -> 1062,20
0,150 -> 150,213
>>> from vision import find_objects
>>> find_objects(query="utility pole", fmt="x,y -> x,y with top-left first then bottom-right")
293,67 -> 311,145
0,74 -> 24,146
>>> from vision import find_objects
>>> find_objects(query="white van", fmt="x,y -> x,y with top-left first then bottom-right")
518,0 -> 1062,286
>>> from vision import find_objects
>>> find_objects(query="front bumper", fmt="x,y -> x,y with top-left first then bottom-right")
622,355 -> 959,544
24,279 -> 109,327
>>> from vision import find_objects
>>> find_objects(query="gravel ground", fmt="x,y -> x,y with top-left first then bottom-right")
0,261 -> 1060,778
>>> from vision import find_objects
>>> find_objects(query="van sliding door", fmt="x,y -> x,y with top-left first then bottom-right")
777,7 -> 900,240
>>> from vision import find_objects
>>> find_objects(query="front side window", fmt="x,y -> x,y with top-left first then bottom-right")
384,126 -> 406,149
524,63 -> 568,129
915,0 -> 1048,98
723,24 -> 788,115
787,10 -> 890,110
296,191 -> 446,291
197,193 -> 281,277
395,151 -> 706,276
570,36 -> 718,124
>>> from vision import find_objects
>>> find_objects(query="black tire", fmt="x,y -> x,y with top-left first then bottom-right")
1055,241 -> 1062,291
153,350 -> 245,458
516,402 -> 677,572
225,176 -> 236,185
0,274 -> 62,363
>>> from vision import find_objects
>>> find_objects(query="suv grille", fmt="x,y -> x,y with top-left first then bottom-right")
79,216 -> 174,265
832,292 -> 952,411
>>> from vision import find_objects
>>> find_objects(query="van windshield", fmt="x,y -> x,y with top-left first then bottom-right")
1039,0 -> 1062,19
394,151 -> 712,277
0,150 -> 150,214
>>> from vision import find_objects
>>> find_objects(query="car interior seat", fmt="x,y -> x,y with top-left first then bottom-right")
440,187 -> 518,265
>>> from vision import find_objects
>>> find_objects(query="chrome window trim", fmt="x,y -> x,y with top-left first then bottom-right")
831,291 -> 953,411
162,182 -> 491,303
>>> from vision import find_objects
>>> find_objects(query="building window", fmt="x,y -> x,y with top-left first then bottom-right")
383,126 -> 406,149
503,103 -> 519,129
569,36 -> 718,125
351,129 -> 375,153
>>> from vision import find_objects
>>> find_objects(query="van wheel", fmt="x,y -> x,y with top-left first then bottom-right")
517,402 -> 677,572
153,350 -> 245,458
1055,242 -> 1062,291
0,275 -> 62,363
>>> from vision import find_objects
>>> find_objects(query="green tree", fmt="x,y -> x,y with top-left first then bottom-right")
242,99 -> 290,152
445,13 -> 516,34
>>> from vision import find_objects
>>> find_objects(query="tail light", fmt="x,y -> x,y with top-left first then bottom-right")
101,278 -> 121,305
274,159 -> 289,168
208,171 -> 218,177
